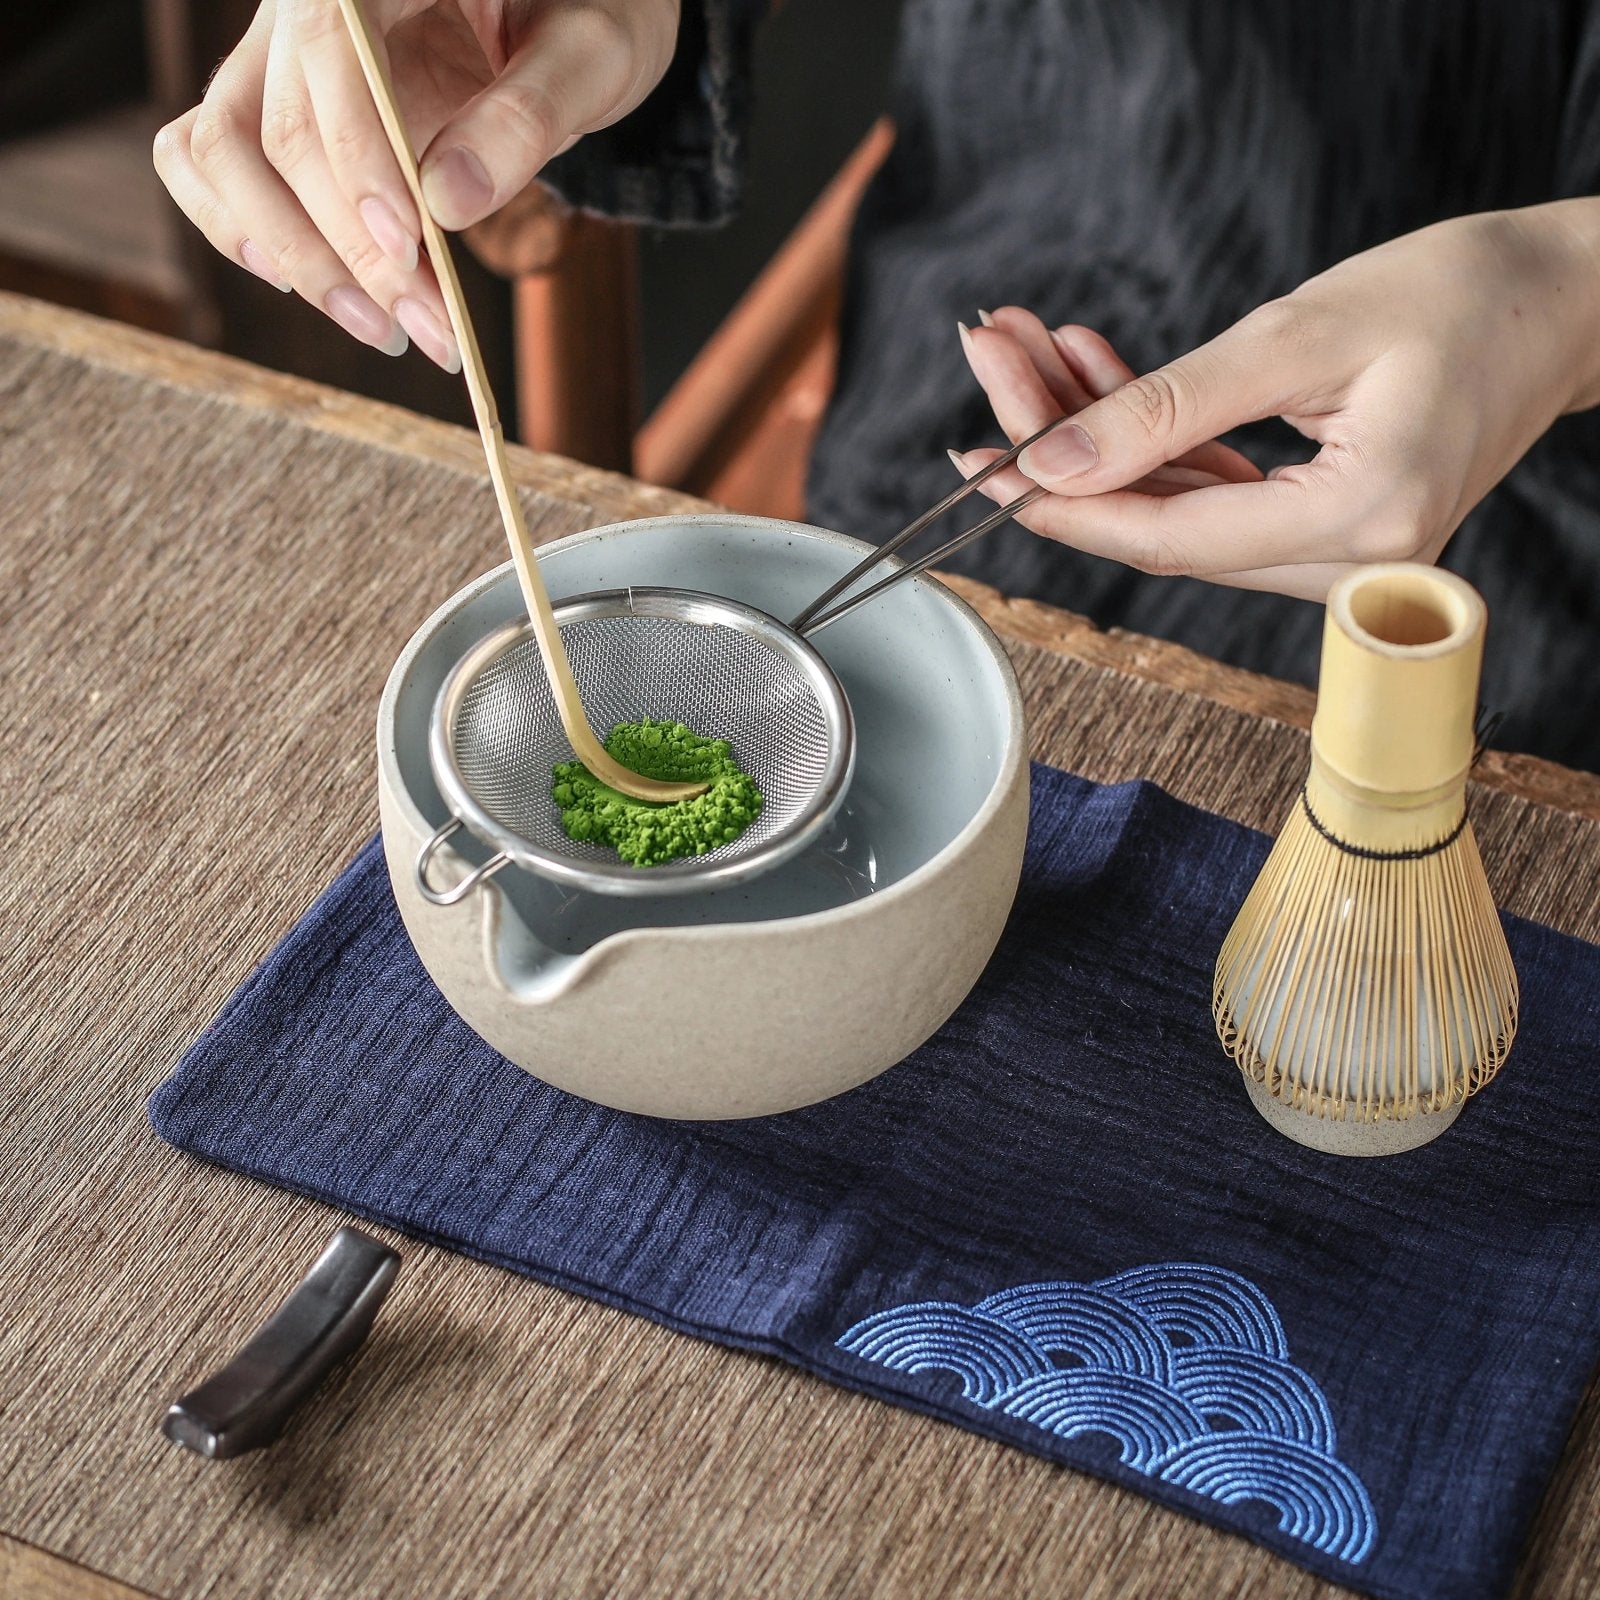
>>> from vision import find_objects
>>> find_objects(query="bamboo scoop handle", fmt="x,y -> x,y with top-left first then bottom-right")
334,0 -> 705,804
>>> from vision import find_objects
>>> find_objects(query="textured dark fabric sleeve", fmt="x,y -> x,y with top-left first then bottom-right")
538,0 -> 762,227
1556,2 -> 1600,195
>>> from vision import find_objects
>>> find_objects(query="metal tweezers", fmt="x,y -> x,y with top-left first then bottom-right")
790,416 -> 1064,635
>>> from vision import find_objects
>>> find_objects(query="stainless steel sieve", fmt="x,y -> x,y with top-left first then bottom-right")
417,589 -> 854,899
415,418 -> 1061,901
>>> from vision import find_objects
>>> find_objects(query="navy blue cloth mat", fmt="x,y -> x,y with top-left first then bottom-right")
149,767 -> 1600,1600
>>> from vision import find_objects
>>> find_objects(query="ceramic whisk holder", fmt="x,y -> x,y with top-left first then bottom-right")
1213,564 -> 1519,1155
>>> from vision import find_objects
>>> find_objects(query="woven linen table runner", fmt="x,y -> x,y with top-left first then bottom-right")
149,766 -> 1600,1600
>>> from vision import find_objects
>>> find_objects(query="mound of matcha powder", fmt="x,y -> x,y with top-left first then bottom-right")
552,719 -> 763,868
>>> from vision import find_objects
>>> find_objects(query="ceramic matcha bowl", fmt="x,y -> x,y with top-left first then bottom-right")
377,513 -> 1028,1119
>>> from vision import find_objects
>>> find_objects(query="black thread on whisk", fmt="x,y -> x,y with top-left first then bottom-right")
1472,704 -> 1504,767
1299,787 -> 1469,861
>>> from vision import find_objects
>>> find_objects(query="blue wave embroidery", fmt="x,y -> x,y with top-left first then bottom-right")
837,1263 -> 1376,1565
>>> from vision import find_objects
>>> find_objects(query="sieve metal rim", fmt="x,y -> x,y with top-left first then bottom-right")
425,587 -> 856,898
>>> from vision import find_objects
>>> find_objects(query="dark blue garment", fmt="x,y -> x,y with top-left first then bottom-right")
543,0 -> 1600,770
148,769 -> 1600,1600
806,0 -> 1600,774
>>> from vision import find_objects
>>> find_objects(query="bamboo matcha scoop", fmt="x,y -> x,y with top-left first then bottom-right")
335,0 -> 705,804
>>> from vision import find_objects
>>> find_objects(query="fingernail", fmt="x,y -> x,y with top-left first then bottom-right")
420,147 -> 493,229
946,447 -> 969,472
1048,327 -> 1086,379
324,285 -> 407,355
359,196 -> 418,271
1019,421 -> 1099,481
1049,329 -> 1086,378
957,321 -> 975,359
240,239 -> 290,291
977,309 -> 997,328
395,297 -> 461,373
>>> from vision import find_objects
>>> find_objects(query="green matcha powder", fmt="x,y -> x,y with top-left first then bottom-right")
552,719 -> 763,868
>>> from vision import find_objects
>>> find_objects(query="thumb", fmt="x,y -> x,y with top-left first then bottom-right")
1015,309 -> 1296,495
419,15 -> 643,230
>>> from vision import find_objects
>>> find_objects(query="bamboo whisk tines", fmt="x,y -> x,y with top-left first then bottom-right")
1213,564 -> 1518,1157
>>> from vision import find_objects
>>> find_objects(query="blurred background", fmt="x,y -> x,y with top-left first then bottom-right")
0,0 -> 901,521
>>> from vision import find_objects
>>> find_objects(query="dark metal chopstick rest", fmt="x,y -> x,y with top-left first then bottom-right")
162,1226 -> 401,1459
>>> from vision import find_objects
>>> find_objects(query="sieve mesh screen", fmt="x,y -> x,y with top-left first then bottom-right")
450,611 -> 836,871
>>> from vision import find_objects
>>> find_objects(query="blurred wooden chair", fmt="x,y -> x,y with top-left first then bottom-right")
469,118 -> 895,523
0,0 -> 890,515
0,101 -> 188,338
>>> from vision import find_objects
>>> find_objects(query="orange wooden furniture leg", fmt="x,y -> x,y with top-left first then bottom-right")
513,213 -> 641,475
634,117 -> 895,519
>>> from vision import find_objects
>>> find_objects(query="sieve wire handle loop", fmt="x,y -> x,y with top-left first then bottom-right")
416,819 -> 511,907
789,415 -> 1067,636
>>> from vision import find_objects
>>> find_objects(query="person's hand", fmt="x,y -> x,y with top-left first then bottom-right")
952,307 -> 1263,500
953,203 -> 1600,599
154,0 -> 680,368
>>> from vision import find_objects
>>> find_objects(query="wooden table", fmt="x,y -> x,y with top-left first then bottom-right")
2,292 -> 1597,1600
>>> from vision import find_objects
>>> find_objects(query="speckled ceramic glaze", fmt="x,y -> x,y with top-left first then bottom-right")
377,514 -> 1029,1119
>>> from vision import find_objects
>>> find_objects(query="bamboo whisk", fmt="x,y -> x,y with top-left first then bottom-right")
1213,564 -> 1518,1157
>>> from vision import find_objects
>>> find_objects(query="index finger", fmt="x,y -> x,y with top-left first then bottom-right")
954,446 -> 1356,597
1001,468 -> 1352,579
290,0 -> 421,268
958,322 -> 1059,442
983,306 -> 1095,414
